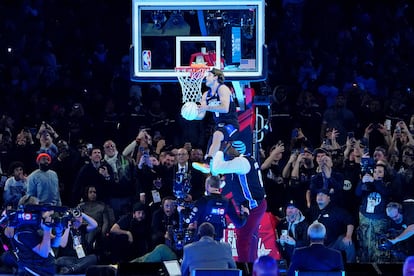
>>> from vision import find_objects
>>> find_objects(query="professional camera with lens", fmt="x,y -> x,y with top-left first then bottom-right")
378,229 -> 407,261
51,207 -> 82,229
167,200 -> 195,251
168,225 -> 195,251
4,205 -> 80,228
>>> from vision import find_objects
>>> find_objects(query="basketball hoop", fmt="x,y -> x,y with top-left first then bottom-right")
175,65 -> 210,103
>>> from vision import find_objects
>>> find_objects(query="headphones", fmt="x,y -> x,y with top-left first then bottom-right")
386,202 -> 403,214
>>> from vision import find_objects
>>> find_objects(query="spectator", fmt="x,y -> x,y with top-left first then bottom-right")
155,150 -> 176,199
307,151 -> 343,208
3,161 -> 27,208
103,140 -> 137,219
287,222 -> 344,276
173,147 -> 206,201
276,200 -> 309,265
309,189 -> 356,263
340,142 -> 363,218
36,122 -> 59,160
190,148 -> 204,163
289,146 -> 316,211
52,139 -> 82,206
356,162 -> 394,262
26,153 -> 61,206
253,255 -> 279,276
72,146 -> 114,205
261,142 -> 286,214
122,129 -> 153,165
180,222 -> 236,276
151,196 -> 179,247
10,128 -> 37,172
108,202 -> 150,263
78,184 -> 114,256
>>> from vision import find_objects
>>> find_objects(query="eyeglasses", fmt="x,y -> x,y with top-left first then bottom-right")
104,144 -> 115,149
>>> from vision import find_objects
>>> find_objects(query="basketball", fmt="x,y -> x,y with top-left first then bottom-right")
181,102 -> 199,121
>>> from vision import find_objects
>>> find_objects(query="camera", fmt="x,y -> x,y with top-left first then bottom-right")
378,229 -> 407,261
3,205 -> 80,229
168,225 -> 195,251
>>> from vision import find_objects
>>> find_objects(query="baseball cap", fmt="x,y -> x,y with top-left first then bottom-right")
316,188 -> 330,196
133,202 -> 145,212
313,148 -> 329,155
286,200 -> 298,208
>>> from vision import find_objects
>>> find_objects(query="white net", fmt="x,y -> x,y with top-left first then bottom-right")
176,66 -> 209,103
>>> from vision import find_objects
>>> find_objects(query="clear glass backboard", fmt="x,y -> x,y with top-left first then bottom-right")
131,0 -> 266,82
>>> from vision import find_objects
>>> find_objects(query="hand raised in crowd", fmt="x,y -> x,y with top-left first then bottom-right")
98,165 -> 110,178
376,123 -> 387,136
345,136 -> 356,149
320,156 -> 332,178
364,123 -> 376,137
330,128 -> 339,141
136,129 -> 152,146
270,143 -> 285,159
289,151 -> 299,165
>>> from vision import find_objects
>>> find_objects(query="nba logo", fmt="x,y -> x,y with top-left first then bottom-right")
142,50 -> 151,70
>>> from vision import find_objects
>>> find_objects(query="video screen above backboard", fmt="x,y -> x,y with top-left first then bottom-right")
131,0 -> 266,82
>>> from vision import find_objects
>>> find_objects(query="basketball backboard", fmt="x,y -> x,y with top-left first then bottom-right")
131,0 -> 266,82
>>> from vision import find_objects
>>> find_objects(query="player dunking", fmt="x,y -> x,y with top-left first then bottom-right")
192,68 -> 239,174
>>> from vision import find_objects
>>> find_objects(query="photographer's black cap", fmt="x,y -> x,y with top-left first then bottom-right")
316,188 -> 330,196
133,202 -> 145,212
286,200 -> 298,208
313,147 -> 329,155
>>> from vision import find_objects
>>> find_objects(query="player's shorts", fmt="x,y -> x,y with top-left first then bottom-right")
216,123 -> 239,141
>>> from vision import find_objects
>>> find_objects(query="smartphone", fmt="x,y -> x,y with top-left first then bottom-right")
385,119 -> 391,131
291,128 -> 298,138
152,190 -> 161,203
347,132 -> 354,139
395,125 -> 401,134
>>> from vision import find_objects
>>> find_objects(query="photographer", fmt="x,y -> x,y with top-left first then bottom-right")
381,202 -> 414,259
6,195 -> 64,276
56,209 -> 98,274
187,175 -> 248,241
